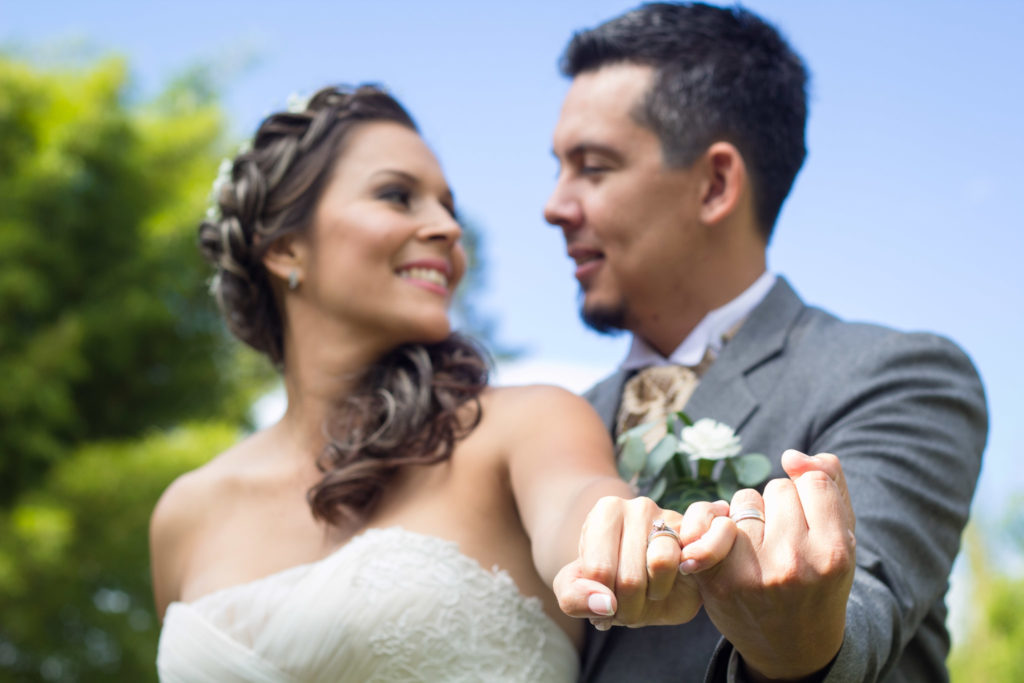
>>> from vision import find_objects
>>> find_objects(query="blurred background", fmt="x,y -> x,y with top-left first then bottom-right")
1,1 -> 1021,680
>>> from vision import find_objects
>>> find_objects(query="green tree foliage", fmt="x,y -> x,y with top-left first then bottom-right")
0,422 -> 239,682
0,57 -> 267,503
949,500 -> 1024,681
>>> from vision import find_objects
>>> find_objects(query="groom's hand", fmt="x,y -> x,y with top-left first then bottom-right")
695,450 -> 856,682
554,496 -> 736,629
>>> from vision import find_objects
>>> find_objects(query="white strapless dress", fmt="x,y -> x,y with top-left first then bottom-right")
157,527 -> 578,682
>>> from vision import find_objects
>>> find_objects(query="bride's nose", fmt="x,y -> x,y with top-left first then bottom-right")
418,205 -> 462,244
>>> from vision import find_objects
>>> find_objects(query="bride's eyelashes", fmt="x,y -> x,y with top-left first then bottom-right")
376,184 -> 413,209
376,184 -> 459,223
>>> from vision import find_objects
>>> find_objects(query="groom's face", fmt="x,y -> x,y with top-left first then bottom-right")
544,63 -> 708,337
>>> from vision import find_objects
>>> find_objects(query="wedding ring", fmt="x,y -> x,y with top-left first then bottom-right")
730,508 -> 766,524
648,519 -> 681,544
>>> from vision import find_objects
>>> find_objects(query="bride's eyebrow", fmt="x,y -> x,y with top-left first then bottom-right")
370,169 -> 418,184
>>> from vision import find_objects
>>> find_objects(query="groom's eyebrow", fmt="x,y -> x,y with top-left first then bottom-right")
553,142 -> 623,163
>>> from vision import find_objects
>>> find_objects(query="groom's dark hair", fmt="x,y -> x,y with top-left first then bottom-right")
560,2 -> 808,242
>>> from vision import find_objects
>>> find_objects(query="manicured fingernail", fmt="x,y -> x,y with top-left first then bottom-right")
678,559 -> 698,575
588,593 -> 614,616
590,618 -> 612,631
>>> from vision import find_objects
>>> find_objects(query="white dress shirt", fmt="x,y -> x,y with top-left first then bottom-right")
620,271 -> 777,371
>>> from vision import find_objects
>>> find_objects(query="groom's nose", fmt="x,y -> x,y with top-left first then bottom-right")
543,181 -> 583,234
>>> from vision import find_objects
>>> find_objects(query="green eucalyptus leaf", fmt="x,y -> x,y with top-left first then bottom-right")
616,421 -> 655,447
647,476 -> 668,503
661,484 -> 693,503
666,412 -> 683,436
716,460 -> 739,500
643,434 -> 679,478
618,434 -> 648,480
734,453 -> 772,487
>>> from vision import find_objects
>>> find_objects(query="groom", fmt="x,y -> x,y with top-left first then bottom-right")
546,3 -> 988,682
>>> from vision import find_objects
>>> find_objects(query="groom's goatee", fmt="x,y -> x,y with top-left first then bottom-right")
580,303 -> 628,336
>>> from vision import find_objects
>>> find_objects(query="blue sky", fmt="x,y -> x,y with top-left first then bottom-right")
4,1 -> 1022,524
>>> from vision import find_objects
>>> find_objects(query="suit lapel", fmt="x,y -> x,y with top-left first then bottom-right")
583,279 -> 806,438
684,277 -> 804,430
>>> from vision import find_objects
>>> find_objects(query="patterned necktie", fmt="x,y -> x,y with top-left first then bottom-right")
615,348 -> 718,451
615,365 -> 698,450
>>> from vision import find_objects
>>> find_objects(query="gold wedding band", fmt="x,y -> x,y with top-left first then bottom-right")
648,519 -> 681,544
730,508 -> 766,523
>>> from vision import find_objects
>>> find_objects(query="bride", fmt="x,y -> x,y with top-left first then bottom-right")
150,85 -> 733,682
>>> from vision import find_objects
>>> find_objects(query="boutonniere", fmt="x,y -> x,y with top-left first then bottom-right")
617,412 -> 771,512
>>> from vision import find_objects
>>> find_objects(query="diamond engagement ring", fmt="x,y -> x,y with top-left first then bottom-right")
648,519 -> 681,544
730,508 -> 766,523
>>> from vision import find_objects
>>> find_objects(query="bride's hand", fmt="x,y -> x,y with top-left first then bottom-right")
554,496 -> 737,629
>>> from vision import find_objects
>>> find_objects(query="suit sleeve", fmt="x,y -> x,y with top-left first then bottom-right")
714,330 -> 988,682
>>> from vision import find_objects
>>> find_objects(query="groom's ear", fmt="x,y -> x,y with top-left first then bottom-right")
696,142 -> 747,226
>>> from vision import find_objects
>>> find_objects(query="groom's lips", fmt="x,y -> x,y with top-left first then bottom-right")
568,245 -> 604,285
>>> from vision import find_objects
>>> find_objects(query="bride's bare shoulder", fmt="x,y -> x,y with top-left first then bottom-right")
479,384 -> 603,431
148,430 -> 272,614
151,430 -> 271,523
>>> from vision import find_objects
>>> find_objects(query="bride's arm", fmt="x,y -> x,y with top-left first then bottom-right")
499,384 -> 632,586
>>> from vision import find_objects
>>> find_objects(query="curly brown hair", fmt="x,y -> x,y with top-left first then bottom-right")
198,84 -> 488,525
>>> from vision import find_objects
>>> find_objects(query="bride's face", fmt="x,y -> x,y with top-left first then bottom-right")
301,121 -> 465,349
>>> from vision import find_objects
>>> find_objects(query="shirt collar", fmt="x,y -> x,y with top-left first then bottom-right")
620,271 -> 776,371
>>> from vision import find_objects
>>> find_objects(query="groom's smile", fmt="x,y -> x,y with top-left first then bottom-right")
567,245 -> 604,285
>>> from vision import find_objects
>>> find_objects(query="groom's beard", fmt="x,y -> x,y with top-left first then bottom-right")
580,299 -> 628,336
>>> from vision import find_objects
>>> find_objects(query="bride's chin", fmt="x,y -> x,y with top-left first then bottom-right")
395,320 -> 455,347
418,325 -> 454,344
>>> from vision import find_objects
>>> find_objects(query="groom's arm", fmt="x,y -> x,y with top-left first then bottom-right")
704,331 -> 987,682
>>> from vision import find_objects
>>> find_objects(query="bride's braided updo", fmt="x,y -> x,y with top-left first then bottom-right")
198,85 -> 488,525
199,85 -> 419,363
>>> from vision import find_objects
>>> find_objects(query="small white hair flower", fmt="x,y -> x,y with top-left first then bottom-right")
207,272 -> 222,296
206,157 -> 234,221
286,91 -> 311,113
202,89 -> 308,222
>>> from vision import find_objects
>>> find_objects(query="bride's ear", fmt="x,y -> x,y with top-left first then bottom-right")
262,235 -> 308,291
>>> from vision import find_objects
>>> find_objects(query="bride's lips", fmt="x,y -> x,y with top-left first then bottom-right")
396,258 -> 453,296
568,245 -> 604,285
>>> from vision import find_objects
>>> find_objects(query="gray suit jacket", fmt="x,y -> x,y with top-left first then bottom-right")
579,277 -> 988,683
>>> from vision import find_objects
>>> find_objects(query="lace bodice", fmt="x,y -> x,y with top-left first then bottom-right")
157,527 -> 578,682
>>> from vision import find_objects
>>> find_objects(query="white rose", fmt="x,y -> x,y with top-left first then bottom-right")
678,418 -> 742,460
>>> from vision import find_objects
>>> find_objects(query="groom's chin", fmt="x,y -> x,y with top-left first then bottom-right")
580,303 -> 628,337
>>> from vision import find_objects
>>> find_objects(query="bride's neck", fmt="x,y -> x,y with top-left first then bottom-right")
275,318 -> 389,459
